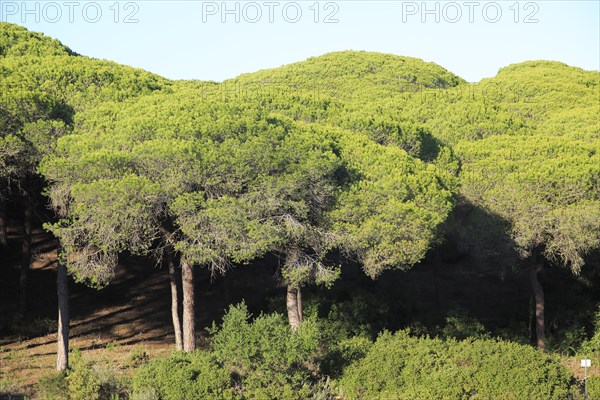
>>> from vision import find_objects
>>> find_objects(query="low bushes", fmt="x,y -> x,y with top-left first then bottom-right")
131,351 -> 233,400
37,350 -> 130,400
132,303 -> 322,399
586,375 -> 600,399
339,330 -> 575,400
131,304 -> 578,400
66,351 -> 101,400
209,303 -> 320,398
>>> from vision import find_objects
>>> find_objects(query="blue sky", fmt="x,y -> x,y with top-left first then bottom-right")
2,1 -> 598,82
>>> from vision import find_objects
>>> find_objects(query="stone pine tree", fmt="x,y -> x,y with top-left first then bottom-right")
170,119 -> 342,331
42,142 -> 200,352
231,124 -> 344,330
458,135 -> 600,350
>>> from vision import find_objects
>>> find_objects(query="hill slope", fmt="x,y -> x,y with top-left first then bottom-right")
231,50 -> 466,100
0,22 -> 74,57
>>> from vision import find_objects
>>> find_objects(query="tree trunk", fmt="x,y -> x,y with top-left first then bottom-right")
181,260 -> 196,352
0,197 -> 7,246
19,200 -> 32,314
167,249 -> 183,351
528,295 -> 534,344
297,287 -> 303,322
56,247 -> 69,372
287,286 -> 301,331
529,261 -> 545,350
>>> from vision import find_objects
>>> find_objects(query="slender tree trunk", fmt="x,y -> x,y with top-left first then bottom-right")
287,286 -> 301,331
297,287 -> 303,322
528,295 -> 534,344
56,246 -> 69,372
19,200 -> 32,314
167,249 -> 183,351
181,260 -> 196,352
0,197 -> 7,247
529,261 -> 545,350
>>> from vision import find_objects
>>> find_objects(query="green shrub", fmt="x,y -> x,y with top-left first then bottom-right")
132,304 -> 324,400
128,347 -> 150,368
310,377 -> 343,400
549,324 -> 587,356
587,376 -> 600,400
321,336 -> 373,378
129,387 -> 159,400
210,302 -> 320,399
95,361 -> 128,400
339,330 -> 574,399
132,351 -> 234,400
67,350 -> 101,400
581,307 -> 600,356
61,350 -> 128,400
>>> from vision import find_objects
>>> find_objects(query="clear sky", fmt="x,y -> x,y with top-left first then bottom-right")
1,1 -> 598,82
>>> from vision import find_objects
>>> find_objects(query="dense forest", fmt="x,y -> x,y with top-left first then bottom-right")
1,22 -> 599,399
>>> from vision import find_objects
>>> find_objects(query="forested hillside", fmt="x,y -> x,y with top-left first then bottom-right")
1,23 -> 599,399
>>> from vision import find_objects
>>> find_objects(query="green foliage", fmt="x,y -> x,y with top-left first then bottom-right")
66,350 -> 101,400
130,387 -> 160,400
132,351 -> 234,400
232,50 -> 465,102
60,350 -> 128,400
587,376 -> 600,400
42,78 -> 453,292
330,129 -> 454,278
95,362 -> 128,400
132,305 -> 344,399
128,347 -> 150,368
320,336 -> 373,379
209,303 -> 320,398
440,309 -> 490,340
458,134 -> 600,270
339,331 -> 574,399
2,27 -> 599,400
0,22 -> 73,57
549,324 -> 587,357
0,54 -> 167,112
581,308 -> 600,356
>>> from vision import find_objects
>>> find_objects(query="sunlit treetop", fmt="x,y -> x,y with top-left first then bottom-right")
231,50 -> 466,101
0,22 -> 75,57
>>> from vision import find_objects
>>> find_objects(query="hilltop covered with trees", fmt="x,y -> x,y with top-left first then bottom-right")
1,23 -> 599,399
